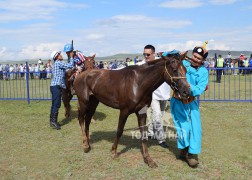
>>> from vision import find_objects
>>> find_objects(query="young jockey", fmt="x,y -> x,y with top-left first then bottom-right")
67,50 -> 86,95
164,43 -> 209,168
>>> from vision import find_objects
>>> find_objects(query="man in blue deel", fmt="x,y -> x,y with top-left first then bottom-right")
163,42 -> 209,168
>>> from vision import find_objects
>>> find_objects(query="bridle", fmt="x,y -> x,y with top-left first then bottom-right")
164,59 -> 186,91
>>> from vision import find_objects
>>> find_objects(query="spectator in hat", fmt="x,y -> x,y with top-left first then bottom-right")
49,50 -> 77,130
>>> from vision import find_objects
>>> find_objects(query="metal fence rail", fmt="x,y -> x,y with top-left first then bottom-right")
201,67 -> 252,102
0,62 -> 52,103
0,64 -> 252,103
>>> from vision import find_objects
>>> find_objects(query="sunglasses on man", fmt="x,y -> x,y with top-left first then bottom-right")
143,53 -> 152,57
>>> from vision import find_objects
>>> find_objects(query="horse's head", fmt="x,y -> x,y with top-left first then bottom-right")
84,54 -> 96,70
162,52 -> 190,100
84,53 -> 96,61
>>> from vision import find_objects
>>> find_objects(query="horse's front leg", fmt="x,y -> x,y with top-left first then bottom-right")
137,112 -> 158,168
78,101 -> 90,153
111,110 -> 129,159
62,88 -> 72,118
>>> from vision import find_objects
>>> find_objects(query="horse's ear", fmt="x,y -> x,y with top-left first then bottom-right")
92,54 -> 96,58
179,51 -> 188,61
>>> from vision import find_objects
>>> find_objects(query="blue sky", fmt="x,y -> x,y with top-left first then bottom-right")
0,0 -> 252,61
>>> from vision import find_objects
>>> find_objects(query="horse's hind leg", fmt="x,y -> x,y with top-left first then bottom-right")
136,112 -> 158,168
78,100 -> 91,153
111,110 -> 129,159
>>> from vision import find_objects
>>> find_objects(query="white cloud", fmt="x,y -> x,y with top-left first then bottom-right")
97,14 -> 192,29
0,47 -> 7,54
0,43 -> 65,61
70,14 -> 192,56
156,40 -> 230,54
159,0 -> 203,9
85,33 -> 105,40
209,0 -> 237,5
157,40 -> 203,52
111,15 -> 146,22
0,0 -> 89,22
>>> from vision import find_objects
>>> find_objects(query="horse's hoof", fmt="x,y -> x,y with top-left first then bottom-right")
65,113 -> 70,118
144,158 -> 158,168
111,153 -> 119,159
83,146 -> 91,153
148,161 -> 158,168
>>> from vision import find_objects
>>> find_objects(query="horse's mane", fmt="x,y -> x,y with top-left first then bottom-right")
146,57 -> 165,65
146,55 -> 181,66
109,55 -> 181,72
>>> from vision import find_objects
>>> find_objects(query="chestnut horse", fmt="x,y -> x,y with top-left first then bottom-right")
62,54 -> 96,118
74,53 -> 190,168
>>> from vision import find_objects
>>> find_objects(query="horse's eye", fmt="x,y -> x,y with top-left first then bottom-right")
173,69 -> 177,73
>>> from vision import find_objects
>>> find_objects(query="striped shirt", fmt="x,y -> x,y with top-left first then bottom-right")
50,59 -> 74,89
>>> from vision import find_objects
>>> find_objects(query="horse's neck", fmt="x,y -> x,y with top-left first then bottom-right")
138,63 -> 165,94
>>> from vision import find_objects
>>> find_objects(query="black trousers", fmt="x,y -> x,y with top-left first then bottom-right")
216,69 -> 222,82
50,85 -> 62,114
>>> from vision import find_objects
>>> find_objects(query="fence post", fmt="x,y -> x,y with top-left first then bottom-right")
25,62 -> 30,104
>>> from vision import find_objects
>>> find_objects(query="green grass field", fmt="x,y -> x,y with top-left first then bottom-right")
0,100 -> 251,179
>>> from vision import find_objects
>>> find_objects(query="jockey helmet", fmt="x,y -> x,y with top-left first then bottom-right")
50,51 -> 61,60
63,43 -> 74,52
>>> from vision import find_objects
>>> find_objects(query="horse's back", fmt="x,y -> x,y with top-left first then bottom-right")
74,67 -> 142,108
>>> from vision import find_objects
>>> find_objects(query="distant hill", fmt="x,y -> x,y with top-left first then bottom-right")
95,53 -> 141,61
200,50 -> 252,59
1,50 -> 251,64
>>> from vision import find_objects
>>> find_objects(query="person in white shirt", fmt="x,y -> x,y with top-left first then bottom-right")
19,64 -> 24,79
142,44 -> 171,148
9,64 -> 14,80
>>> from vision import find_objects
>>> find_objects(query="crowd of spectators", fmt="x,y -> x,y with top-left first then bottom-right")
0,59 -> 53,80
206,52 -> 252,75
0,58 -> 130,80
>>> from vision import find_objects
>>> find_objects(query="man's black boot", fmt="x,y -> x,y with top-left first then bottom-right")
50,112 -> 61,130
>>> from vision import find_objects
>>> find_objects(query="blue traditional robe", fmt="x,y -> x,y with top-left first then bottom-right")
170,60 -> 209,154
